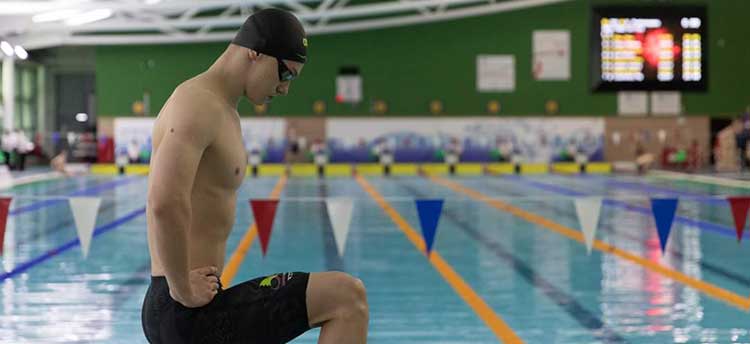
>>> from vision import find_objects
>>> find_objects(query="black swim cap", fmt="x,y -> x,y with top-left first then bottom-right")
232,8 -> 308,64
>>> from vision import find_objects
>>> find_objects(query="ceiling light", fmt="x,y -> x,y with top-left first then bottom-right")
33,9 -> 83,23
14,45 -> 27,60
0,41 -> 14,57
66,9 -> 113,26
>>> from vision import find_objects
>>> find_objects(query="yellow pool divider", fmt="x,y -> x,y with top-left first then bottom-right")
91,164 -> 119,175
257,164 -> 286,176
421,163 -> 449,176
289,164 -> 317,177
124,164 -> 149,175
455,163 -> 483,176
551,163 -> 580,174
355,163 -> 383,176
89,162 -> 612,177
550,163 -> 612,174
391,163 -> 418,176
325,164 -> 353,177
486,163 -> 515,175
584,162 -> 612,174
520,163 -> 548,174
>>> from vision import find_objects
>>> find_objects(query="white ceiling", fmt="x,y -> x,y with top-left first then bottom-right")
0,0 -> 570,51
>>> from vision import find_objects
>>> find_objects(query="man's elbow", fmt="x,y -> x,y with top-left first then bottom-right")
148,195 -> 189,221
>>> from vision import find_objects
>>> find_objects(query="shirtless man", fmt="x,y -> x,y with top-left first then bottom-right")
141,9 -> 368,343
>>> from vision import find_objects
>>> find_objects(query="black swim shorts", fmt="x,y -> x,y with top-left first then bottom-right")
142,272 -> 310,343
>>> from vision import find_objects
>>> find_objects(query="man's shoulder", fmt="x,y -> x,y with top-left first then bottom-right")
160,83 -> 228,130
170,82 -> 226,114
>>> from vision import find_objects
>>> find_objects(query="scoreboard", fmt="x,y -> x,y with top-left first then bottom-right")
591,6 -> 707,92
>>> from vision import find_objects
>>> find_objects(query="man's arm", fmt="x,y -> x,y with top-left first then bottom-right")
147,94 -> 221,303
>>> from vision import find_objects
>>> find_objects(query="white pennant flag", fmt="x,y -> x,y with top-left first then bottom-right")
69,197 -> 102,259
326,198 -> 354,257
574,197 -> 602,255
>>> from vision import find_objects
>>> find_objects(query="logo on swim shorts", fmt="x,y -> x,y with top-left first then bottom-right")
260,275 -> 277,288
260,273 -> 294,290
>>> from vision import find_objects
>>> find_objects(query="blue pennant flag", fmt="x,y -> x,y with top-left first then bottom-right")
415,199 -> 444,256
651,198 -> 679,254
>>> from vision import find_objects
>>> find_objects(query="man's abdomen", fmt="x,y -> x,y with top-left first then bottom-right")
188,196 -> 235,271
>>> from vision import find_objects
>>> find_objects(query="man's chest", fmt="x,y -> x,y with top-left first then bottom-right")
198,123 -> 247,189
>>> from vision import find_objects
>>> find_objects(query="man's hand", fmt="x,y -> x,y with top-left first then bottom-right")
170,266 -> 220,308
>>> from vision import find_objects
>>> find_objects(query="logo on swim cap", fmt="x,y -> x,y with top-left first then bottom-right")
302,38 -> 308,47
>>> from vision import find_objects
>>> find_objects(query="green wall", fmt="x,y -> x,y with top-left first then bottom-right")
95,0 -> 750,117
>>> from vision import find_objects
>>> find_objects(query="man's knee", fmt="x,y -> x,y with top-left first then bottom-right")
332,272 -> 368,319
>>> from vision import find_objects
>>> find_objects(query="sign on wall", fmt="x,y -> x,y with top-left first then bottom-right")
532,30 -> 571,80
477,55 -> 515,92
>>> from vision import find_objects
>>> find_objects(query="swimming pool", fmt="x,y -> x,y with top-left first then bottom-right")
1,173 -> 749,343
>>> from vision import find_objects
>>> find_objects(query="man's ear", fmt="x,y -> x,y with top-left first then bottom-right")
247,49 -> 259,61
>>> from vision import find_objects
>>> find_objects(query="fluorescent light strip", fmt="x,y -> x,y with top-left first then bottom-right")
14,46 -> 28,60
33,9 -> 84,23
0,41 -> 14,57
65,9 -> 113,26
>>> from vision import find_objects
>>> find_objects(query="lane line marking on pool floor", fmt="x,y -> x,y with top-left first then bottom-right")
649,170 -> 750,190
512,176 -> 745,240
429,176 -> 750,311
480,177 -> 750,290
355,175 -> 525,343
0,206 -> 146,281
221,175 -> 287,287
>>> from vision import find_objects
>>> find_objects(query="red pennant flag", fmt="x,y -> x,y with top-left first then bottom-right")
728,197 -> 750,242
0,198 -> 11,255
250,199 -> 280,257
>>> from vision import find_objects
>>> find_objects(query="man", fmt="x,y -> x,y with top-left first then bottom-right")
15,129 -> 34,171
1,129 -> 15,169
142,8 -> 369,343
737,117 -> 750,170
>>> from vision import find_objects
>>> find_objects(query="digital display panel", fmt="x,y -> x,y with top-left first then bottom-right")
591,6 -> 707,91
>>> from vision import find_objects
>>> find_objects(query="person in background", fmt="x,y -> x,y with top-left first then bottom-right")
559,139 -> 578,163
445,137 -> 462,175
736,116 -> 750,171
50,151 -> 68,175
116,147 -> 129,175
128,139 -> 141,164
50,141 -> 88,177
635,139 -> 654,174
15,129 -> 34,171
310,138 -> 328,177
372,137 -> 394,176
495,138 -> 514,162
247,139 -> 263,177
1,130 -> 14,169
687,139 -> 702,172
287,126 -> 299,155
